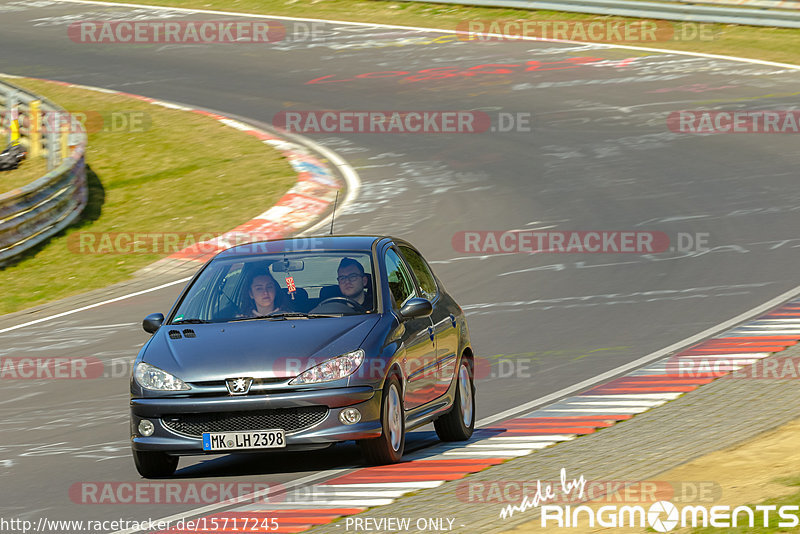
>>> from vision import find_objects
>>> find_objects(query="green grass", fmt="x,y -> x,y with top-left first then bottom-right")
0,76 -> 297,315
0,154 -> 48,193
98,0 -> 800,65
691,477 -> 800,532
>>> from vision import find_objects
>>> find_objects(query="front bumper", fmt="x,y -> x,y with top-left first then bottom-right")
130,386 -> 382,454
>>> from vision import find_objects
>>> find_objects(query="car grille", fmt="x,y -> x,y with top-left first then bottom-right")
162,407 -> 328,437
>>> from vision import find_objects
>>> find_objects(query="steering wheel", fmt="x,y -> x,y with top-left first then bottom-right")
317,297 -> 364,312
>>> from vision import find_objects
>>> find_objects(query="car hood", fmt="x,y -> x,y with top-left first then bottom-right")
142,315 -> 380,382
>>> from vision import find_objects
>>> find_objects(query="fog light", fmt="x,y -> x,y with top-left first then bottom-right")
138,419 -> 155,436
339,408 -> 361,425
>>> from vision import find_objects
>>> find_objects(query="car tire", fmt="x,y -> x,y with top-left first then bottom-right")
359,374 -> 405,464
434,357 -> 475,442
133,450 -> 179,478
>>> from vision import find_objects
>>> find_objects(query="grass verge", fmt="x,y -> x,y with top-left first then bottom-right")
0,154 -> 48,193
0,76 -> 296,315
98,0 -> 800,65
504,417 -> 800,533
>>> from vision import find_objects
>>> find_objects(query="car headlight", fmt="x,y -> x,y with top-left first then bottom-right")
134,362 -> 190,391
289,350 -> 365,385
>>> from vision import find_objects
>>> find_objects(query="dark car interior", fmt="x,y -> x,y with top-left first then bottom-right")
208,259 -> 374,320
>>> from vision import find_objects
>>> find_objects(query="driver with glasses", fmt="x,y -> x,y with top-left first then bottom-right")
337,257 -> 373,311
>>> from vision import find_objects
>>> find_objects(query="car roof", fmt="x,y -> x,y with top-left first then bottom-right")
216,235 -> 395,258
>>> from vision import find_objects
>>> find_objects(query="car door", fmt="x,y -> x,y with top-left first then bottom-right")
398,245 -> 459,400
384,247 -> 437,410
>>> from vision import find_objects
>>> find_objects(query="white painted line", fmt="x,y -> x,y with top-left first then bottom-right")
301,489 -> 412,498
277,498 -> 396,506
150,100 -> 194,111
672,353 -> 770,358
0,277 -> 192,335
660,366 -> 745,371
725,331 -> 800,336
487,435 -> 576,441
71,322 -> 138,329
661,360 -> 751,365
292,134 -> 361,236
321,482 -> 444,489
746,319 -> 800,323
533,407 -> 650,414
236,502 -> 366,511
734,324 -> 800,329
732,325 -> 800,330
575,393 -> 683,400
442,450 -> 532,457
478,283 -> 800,427
466,442 -> 554,449
560,400 -> 667,407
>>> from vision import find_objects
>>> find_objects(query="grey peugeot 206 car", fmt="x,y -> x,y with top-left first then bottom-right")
130,235 -> 475,477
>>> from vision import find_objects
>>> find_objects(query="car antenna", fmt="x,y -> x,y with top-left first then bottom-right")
329,191 -> 339,235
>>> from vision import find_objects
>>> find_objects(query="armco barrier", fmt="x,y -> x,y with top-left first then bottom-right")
407,0 -> 800,27
0,79 -> 88,266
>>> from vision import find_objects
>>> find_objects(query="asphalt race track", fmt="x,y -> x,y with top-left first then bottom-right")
1,0 -> 800,529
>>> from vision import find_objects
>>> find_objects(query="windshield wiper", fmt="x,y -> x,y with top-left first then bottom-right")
228,312 -> 342,322
172,318 -> 209,324
269,312 -> 344,319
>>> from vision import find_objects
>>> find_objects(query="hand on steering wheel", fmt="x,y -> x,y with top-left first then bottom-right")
317,297 -> 364,312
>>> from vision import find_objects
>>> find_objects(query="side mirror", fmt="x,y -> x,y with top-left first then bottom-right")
143,313 -> 164,334
399,298 -> 433,321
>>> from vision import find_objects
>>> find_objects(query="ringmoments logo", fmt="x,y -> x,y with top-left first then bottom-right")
538,501 -> 800,530
498,469 -> 800,531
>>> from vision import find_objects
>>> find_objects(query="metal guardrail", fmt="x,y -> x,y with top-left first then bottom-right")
0,79 -> 88,266
407,0 -> 800,27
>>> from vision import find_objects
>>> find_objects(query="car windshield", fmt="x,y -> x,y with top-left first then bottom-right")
171,251 -> 376,324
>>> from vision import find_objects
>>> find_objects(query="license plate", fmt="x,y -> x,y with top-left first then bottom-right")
202,430 -> 286,451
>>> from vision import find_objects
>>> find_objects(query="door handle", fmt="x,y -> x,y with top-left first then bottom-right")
428,326 -> 434,342
450,314 -> 457,328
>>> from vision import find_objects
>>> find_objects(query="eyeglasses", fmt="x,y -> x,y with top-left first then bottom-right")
337,273 -> 363,283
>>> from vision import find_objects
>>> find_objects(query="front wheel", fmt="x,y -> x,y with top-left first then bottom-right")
359,375 -> 405,464
434,357 -> 475,441
133,449 -> 178,478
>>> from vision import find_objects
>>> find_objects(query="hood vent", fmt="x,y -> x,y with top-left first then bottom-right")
168,330 -> 182,339
182,329 -> 196,338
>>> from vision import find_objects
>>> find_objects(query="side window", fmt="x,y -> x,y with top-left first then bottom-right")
384,249 -> 416,309
398,246 -> 437,300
